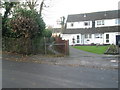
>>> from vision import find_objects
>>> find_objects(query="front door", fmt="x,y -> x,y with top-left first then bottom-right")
116,35 -> 120,45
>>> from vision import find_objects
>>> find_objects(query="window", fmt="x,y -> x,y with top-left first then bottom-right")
71,23 -> 74,27
77,40 -> 80,43
106,34 -> 109,43
77,35 -> 79,39
95,34 -> 103,38
92,21 -> 95,28
85,34 -> 92,38
89,34 -> 92,38
77,35 -> 80,43
95,34 -> 99,38
97,20 -> 104,25
84,21 -> 90,26
106,40 -> 109,43
72,37 -> 75,43
85,34 -> 88,38
106,34 -> 109,39
115,19 -> 120,25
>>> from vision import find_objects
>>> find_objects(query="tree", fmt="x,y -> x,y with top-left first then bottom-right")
25,0 -> 38,10
8,8 -> 45,38
42,29 -> 52,37
1,1 -> 19,36
25,0 -> 50,16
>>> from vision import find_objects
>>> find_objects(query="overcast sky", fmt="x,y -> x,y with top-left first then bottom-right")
41,0 -> 120,28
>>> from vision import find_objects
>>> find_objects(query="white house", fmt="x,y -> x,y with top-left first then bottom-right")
62,10 -> 120,45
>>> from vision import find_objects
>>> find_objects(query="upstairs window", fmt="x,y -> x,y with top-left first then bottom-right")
115,19 -> 120,25
92,21 -> 95,28
97,20 -> 104,25
84,21 -> 90,26
71,23 -> 74,26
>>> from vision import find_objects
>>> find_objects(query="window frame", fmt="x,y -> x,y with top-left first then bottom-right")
84,21 -> 90,26
115,19 -> 120,25
106,34 -> 109,39
95,33 -> 103,38
97,20 -> 104,25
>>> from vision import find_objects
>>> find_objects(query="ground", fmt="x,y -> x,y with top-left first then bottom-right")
1,46 -> 119,88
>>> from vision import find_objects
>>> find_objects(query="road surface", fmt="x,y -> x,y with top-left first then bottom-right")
2,60 -> 118,88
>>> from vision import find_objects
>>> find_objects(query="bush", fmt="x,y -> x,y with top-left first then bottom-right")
6,8 -> 45,38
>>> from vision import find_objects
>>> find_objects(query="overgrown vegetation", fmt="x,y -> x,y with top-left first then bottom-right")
1,0 -> 53,55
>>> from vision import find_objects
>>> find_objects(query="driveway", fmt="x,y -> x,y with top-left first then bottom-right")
25,46 -> 119,69
61,46 -> 119,68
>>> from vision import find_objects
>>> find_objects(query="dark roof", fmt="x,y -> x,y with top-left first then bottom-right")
63,26 -> 119,34
67,10 -> 119,22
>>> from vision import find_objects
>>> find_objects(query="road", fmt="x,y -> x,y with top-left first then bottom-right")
2,60 -> 118,88
2,47 -> 119,88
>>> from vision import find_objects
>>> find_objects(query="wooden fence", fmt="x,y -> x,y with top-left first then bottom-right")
54,37 -> 69,55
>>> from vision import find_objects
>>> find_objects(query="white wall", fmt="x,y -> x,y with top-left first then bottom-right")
81,34 -> 104,45
95,19 -> 119,27
103,32 -> 119,44
62,34 -> 81,45
67,18 -> 120,29
62,32 -> 119,45
67,21 -> 92,29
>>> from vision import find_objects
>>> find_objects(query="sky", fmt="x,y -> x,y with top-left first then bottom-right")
41,0 -> 120,28
1,0 -> 120,28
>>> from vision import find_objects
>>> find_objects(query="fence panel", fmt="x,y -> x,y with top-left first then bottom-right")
2,37 -> 69,55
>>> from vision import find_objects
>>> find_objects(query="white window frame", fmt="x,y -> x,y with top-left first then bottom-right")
115,19 -> 120,25
97,20 -> 104,25
95,34 -> 103,38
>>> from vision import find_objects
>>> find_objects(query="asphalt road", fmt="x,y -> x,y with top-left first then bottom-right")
2,60 -> 118,88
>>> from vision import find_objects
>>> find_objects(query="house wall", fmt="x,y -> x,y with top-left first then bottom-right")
62,32 -> 119,45
67,21 -> 92,29
62,34 -> 81,45
95,19 -> 119,27
66,18 -> 120,29
103,32 -> 119,45
62,11 -> 120,45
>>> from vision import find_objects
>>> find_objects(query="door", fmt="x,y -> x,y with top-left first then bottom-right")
116,35 -> 120,45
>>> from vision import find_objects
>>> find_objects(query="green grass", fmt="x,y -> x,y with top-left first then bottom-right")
73,45 -> 109,54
